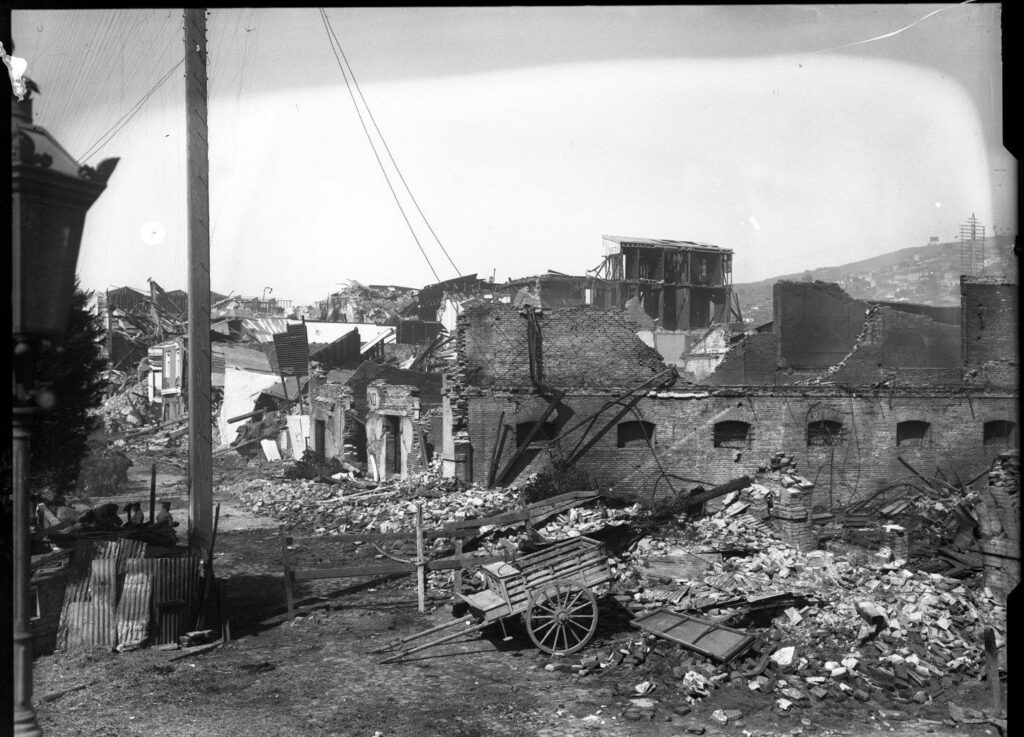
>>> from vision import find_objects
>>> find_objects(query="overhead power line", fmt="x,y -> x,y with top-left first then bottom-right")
317,7 -> 462,282
79,56 -> 184,164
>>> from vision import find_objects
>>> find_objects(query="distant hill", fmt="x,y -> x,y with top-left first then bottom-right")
733,235 -> 1017,325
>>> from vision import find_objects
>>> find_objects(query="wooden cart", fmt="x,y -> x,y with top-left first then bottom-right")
377,535 -> 611,663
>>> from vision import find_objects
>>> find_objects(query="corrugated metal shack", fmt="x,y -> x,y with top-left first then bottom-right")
39,537 -> 202,652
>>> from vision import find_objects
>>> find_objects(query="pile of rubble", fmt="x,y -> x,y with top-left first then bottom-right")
93,371 -> 158,434
227,448 -> 1008,726
225,471 -> 519,535
565,499 -> 1007,723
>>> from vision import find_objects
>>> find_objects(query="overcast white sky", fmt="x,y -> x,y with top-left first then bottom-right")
10,5 -> 1013,304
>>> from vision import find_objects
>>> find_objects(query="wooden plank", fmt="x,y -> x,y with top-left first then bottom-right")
632,608 -> 755,663
292,552 -> 516,582
453,538 -> 463,596
289,527 -> 479,545
294,562 -> 414,580
415,504 -> 426,613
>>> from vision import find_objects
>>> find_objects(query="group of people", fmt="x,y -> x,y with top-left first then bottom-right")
60,499 -> 178,534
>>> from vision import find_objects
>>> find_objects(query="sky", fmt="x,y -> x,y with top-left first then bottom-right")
9,5 -> 1013,305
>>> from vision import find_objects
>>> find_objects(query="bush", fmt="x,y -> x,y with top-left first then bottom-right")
519,461 -> 595,504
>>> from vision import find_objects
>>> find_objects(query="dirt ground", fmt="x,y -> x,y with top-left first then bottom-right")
31,452 -> 1008,737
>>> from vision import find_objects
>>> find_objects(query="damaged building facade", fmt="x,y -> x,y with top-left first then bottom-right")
442,276 -> 1018,518
503,236 -> 745,373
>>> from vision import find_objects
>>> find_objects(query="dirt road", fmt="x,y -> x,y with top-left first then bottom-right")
32,455 -> 1004,737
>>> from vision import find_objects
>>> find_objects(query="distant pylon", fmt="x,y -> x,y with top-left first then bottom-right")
958,213 -> 986,276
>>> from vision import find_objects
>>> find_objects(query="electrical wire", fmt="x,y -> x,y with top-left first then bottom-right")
316,7 -> 451,285
78,57 -> 184,164
313,8 -> 442,284
319,7 -> 462,279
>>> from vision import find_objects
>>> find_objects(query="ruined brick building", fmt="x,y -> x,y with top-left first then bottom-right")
441,275 -> 1018,516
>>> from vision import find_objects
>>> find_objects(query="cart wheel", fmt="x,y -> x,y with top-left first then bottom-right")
525,581 -> 598,655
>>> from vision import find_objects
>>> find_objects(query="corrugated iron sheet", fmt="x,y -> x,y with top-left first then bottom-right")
239,317 -> 290,343
57,538 -> 147,651
64,557 -> 118,649
144,556 -> 200,645
116,558 -> 152,650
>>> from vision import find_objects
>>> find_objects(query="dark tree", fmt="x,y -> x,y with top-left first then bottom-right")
30,283 -> 109,493
2,282 -> 108,503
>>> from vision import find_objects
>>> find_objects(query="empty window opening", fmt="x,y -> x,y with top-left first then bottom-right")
714,421 -> 753,449
896,421 -> 931,447
983,420 -> 1017,448
617,420 -> 656,448
807,420 -> 845,447
515,421 -> 558,446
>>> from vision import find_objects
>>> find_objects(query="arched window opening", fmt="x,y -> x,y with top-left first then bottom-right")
714,420 -> 753,449
983,420 -> 1017,448
896,420 -> 931,447
617,420 -> 655,449
807,419 -> 845,447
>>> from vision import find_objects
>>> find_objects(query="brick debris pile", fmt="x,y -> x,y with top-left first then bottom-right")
92,370 -> 159,434
225,471 -> 518,535
565,500 -> 1006,720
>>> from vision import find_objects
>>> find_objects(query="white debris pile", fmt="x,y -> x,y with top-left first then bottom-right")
600,501 -> 1006,704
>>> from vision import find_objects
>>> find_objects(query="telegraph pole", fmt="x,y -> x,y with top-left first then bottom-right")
185,8 -> 213,557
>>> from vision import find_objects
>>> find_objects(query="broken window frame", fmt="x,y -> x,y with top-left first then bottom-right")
895,420 -> 931,447
616,420 -> 656,449
713,420 -> 753,449
806,419 -> 846,447
983,420 -> 1018,448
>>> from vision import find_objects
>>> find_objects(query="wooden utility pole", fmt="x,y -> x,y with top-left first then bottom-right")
185,8 -> 213,557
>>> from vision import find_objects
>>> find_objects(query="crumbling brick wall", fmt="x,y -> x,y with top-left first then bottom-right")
961,277 -> 1018,366
774,281 -> 868,369
826,306 -> 962,384
459,303 -> 666,390
976,451 -> 1020,599
465,389 -> 1018,510
705,332 -> 780,385
308,381 -> 352,460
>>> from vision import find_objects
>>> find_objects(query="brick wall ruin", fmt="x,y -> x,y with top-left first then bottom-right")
461,389 -> 1017,508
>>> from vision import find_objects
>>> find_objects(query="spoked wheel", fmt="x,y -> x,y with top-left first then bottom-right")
525,581 -> 599,655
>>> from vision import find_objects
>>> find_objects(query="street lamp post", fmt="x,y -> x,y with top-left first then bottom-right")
10,79 -> 118,736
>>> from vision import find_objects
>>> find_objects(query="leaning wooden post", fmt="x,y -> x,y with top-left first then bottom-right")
279,525 -> 295,621
416,504 -> 426,613
149,462 -> 157,524
453,537 -> 464,597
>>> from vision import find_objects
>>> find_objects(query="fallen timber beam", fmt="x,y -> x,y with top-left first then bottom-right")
684,476 -> 753,509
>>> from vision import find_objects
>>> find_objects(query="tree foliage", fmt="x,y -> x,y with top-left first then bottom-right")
2,283 -> 108,501
30,284 -> 109,493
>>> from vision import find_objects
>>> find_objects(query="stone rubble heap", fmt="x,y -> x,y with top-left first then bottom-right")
574,503 -> 1006,717
225,472 -> 518,535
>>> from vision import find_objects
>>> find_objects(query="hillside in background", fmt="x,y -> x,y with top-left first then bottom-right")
733,234 -> 1017,325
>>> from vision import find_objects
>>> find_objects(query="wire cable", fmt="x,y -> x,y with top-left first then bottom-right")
78,56 -> 184,164
320,7 -> 462,279
316,7 -> 442,284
